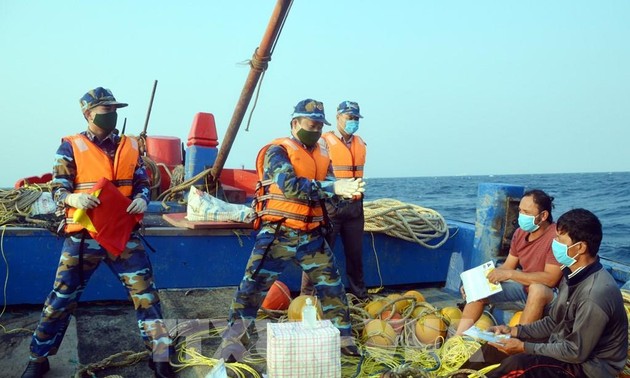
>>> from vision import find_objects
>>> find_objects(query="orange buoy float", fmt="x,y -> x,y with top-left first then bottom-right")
414,313 -> 447,345
410,301 -> 436,319
365,299 -> 388,318
380,310 -> 404,334
287,295 -> 324,321
508,311 -> 522,327
261,281 -> 292,311
439,306 -> 463,326
402,290 -> 425,310
363,319 -> 397,347
386,293 -> 406,314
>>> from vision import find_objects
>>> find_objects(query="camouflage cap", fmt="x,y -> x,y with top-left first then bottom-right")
291,99 -> 330,125
337,101 -> 362,118
80,87 -> 128,112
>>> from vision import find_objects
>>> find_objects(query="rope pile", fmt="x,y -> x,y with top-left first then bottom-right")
0,183 -> 58,227
141,155 -> 163,194
142,154 -> 187,202
64,291 -> 496,377
74,350 -> 149,378
363,199 -> 450,249
343,293 -> 490,377
157,167 -> 218,205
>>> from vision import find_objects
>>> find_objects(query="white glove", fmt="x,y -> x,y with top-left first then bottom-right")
65,193 -> 100,209
127,198 -> 148,214
333,178 -> 366,199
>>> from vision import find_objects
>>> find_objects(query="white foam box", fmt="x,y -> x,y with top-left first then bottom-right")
266,320 -> 340,378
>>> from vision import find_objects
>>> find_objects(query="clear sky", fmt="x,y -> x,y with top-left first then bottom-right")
1,1 -> 629,187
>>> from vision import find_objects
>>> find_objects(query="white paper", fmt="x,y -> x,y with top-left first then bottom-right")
460,260 -> 502,303
463,326 -> 510,343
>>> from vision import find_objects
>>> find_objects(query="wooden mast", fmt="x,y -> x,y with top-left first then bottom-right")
210,0 -> 293,185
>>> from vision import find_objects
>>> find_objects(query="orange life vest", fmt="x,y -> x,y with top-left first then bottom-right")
64,134 -> 139,233
321,132 -> 366,178
253,137 -> 330,231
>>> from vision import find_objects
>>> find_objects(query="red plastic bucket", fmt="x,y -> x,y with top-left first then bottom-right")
145,136 -> 182,193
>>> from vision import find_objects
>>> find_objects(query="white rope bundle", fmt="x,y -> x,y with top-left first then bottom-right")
363,198 -> 449,249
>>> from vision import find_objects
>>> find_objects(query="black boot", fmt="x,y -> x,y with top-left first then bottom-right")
21,358 -> 50,378
341,344 -> 361,357
148,359 -> 175,378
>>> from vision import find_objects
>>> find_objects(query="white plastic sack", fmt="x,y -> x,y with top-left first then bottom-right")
29,192 -> 57,216
186,186 -> 254,223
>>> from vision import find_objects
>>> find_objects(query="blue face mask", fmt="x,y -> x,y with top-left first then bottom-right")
344,120 -> 359,135
551,239 -> 581,267
518,213 -> 539,232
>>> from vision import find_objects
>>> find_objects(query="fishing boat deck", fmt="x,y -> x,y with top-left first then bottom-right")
0,286 -> 463,377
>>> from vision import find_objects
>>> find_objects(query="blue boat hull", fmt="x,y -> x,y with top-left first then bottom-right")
1,220 -> 475,305
4,182 -> 626,307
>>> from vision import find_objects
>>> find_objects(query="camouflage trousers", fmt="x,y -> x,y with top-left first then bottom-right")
227,223 -> 352,338
29,234 -> 172,361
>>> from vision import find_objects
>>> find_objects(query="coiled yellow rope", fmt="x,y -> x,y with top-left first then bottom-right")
156,167 -> 220,207
363,199 -> 450,249
0,183 -> 57,226
170,165 -> 185,189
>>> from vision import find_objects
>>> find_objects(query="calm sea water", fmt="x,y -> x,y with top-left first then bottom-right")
366,172 -> 630,264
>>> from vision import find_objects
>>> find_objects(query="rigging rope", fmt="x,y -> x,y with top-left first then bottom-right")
244,0 -> 294,132
363,198 -> 450,249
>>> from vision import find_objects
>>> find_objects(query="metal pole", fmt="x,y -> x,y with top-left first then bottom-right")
142,79 -> 158,137
211,0 -> 291,181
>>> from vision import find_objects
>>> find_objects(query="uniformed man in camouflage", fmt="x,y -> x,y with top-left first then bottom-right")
218,99 -> 365,361
20,87 -> 174,378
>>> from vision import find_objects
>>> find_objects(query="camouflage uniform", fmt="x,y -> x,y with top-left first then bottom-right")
30,235 -> 171,361
302,101 -> 368,299
227,140 -> 352,338
28,128 -> 171,361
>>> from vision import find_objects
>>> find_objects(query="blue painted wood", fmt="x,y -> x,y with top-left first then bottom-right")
184,145 -> 218,180
470,183 -> 525,270
0,222 -> 476,305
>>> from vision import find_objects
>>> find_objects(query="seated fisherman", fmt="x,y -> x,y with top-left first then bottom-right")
456,189 -> 562,335
484,208 -> 628,377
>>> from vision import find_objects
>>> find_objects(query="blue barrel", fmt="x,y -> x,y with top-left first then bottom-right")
184,145 -> 218,180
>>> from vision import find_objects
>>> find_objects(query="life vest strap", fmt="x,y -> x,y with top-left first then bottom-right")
257,193 -> 316,207
75,179 -> 132,191
332,164 -> 364,172
258,208 -> 323,224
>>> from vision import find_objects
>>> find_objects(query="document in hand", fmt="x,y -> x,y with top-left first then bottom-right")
460,260 -> 502,303
463,326 -> 511,343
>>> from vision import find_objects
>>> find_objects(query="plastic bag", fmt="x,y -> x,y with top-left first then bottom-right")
29,192 -> 57,216
187,186 -> 254,223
